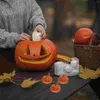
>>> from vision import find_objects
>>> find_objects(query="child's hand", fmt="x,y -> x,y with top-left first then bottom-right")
18,33 -> 31,42
34,25 -> 46,39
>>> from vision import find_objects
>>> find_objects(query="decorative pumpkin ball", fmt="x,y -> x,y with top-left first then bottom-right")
15,39 -> 57,71
74,28 -> 94,45
50,83 -> 61,93
58,75 -> 69,84
42,73 -> 52,84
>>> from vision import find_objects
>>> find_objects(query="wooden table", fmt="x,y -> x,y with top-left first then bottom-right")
0,49 -> 99,100
0,73 -> 90,100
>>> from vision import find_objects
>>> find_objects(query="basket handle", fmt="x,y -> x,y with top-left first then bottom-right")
89,33 -> 100,46
89,33 -> 95,46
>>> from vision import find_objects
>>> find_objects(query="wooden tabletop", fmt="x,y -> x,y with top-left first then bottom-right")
0,75 -> 90,100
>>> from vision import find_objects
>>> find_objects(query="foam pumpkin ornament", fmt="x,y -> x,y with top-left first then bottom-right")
50,83 -> 61,93
15,32 -> 57,71
42,73 -> 52,84
58,75 -> 69,84
74,28 -> 94,45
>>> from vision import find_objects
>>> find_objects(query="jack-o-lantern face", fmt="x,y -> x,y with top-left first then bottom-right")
15,39 -> 57,71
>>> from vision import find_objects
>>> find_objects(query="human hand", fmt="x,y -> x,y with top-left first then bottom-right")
34,24 -> 46,39
17,33 -> 31,42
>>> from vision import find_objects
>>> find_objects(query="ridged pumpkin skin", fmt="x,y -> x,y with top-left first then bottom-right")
15,39 -> 57,71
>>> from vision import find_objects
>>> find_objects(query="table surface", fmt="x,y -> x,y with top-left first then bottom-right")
0,74 -> 90,100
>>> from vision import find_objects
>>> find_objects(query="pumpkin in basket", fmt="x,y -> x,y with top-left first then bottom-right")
74,28 -> 94,44
15,39 -> 57,71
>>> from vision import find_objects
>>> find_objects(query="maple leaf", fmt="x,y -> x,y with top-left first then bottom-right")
0,70 -> 16,84
79,65 -> 100,79
21,78 -> 40,88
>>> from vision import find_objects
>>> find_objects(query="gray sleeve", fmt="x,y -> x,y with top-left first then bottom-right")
29,0 -> 47,31
0,29 -> 20,48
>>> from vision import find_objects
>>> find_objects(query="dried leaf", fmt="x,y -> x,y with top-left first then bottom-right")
10,70 -> 16,77
0,70 -> 16,84
21,78 -> 40,88
79,65 -> 100,80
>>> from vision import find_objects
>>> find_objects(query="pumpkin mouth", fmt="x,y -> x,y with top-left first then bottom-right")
19,45 -> 52,64
19,53 -> 52,64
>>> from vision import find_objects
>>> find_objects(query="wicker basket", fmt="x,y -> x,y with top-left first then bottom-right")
74,34 -> 100,69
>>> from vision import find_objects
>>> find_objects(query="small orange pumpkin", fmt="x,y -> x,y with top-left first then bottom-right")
58,75 -> 69,84
42,73 -> 52,84
50,83 -> 61,93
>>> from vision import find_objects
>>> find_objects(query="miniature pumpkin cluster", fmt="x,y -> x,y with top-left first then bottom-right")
41,74 -> 69,93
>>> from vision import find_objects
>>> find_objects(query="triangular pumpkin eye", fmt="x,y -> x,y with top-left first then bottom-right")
40,45 -> 47,55
26,45 -> 30,55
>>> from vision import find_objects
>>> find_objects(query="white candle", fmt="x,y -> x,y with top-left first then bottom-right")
54,61 -> 66,76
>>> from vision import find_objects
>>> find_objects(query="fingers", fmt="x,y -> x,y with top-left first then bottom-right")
42,31 -> 46,39
23,33 -> 31,39
34,25 -> 46,39
18,33 -> 31,42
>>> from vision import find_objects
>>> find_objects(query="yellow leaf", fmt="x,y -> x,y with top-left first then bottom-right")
10,70 -> 16,77
21,78 -> 40,88
79,65 -> 100,80
3,73 -> 11,79
0,70 -> 16,84
0,75 -> 3,80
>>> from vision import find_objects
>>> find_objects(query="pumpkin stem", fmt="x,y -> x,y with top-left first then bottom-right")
47,73 -> 50,76
56,81 -> 59,85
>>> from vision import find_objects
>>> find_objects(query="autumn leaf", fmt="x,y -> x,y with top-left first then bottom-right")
0,70 -> 16,84
10,70 -> 16,77
21,78 -> 40,88
79,65 -> 100,79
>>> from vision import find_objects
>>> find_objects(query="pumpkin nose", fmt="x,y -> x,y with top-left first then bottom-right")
26,43 -> 46,56
28,43 -> 41,56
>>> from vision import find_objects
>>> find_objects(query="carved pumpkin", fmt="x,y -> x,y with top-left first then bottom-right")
42,73 -> 52,84
15,39 -> 57,71
50,83 -> 61,93
58,75 -> 69,84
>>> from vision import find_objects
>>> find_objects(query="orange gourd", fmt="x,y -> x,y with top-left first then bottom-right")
50,83 -> 61,93
58,75 -> 69,84
15,39 -> 57,71
42,73 -> 52,84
